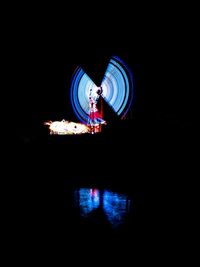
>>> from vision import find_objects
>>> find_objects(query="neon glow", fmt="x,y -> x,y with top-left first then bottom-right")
70,55 -> 134,124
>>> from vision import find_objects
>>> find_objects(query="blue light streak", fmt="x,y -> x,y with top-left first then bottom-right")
70,55 -> 134,123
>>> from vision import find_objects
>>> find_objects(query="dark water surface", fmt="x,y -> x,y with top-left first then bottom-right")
7,120 -> 196,264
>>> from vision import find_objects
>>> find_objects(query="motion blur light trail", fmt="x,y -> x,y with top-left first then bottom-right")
44,55 -> 134,135
70,55 -> 134,123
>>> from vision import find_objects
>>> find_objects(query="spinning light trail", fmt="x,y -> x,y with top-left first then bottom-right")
70,55 -> 134,124
44,55 -> 134,135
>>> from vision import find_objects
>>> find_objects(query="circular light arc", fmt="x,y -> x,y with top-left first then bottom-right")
70,55 -> 134,123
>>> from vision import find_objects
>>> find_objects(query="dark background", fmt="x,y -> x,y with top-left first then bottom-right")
5,1 -> 196,136
5,3 -> 198,264
10,19 -> 196,139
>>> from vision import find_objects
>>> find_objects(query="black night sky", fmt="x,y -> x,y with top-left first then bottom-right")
5,4 -> 197,264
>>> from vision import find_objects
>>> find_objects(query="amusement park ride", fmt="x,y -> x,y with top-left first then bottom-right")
44,55 -> 134,135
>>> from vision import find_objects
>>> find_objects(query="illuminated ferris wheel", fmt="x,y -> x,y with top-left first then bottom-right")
70,55 -> 135,124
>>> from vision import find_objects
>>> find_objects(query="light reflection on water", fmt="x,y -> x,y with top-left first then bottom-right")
75,188 -> 100,216
103,191 -> 131,227
74,188 -> 131,228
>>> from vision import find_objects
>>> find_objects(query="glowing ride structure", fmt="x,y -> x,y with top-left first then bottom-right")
70,55 -> 134,123
45,55 -> 134,135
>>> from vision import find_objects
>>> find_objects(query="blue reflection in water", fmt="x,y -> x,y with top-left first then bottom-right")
74,188 -> 131,228
75,188 -> 100,216
103,191 -> 129,227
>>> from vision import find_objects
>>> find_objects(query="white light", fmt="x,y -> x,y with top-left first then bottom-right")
44,120 -> 90,135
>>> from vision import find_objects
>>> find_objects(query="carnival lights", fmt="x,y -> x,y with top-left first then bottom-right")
44,120 -> 89,135
44,55 -> 134,135
70,55 -> 134,124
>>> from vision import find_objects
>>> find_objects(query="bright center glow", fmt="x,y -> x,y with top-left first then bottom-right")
70,55 -> 134,123
44,120 -> 90,135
